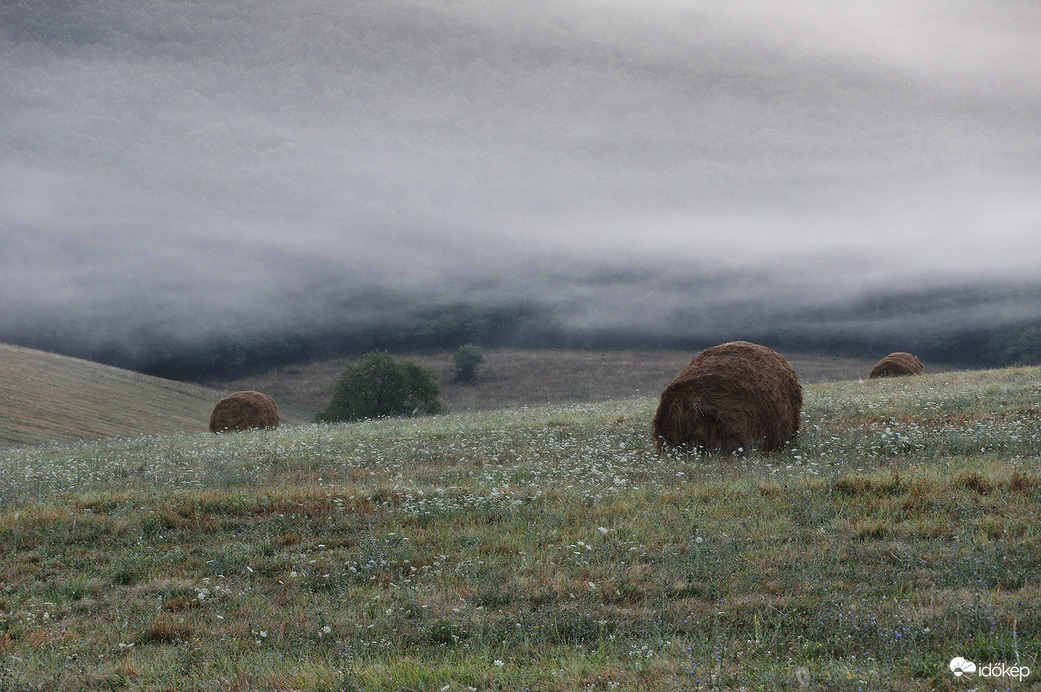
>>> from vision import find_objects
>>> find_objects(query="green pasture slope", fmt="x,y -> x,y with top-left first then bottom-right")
0,366 -> 1040,690
0,343 -> 229,447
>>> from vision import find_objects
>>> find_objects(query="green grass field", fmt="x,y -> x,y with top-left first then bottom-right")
1,362 -> 1039,690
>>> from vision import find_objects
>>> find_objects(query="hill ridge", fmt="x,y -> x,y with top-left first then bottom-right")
0,342 -> 226,447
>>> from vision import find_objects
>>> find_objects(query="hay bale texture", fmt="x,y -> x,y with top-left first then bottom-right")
652,341 -> 802,453
868,352 -> 924,379
209,391 -> 280,433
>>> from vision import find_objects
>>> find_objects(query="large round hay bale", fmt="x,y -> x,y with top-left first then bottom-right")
868,352 -> 923,379
652,341 -> 802,453
209,391 -> 280,433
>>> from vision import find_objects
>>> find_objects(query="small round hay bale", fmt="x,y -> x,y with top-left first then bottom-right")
652,341 -> 802,453
209,391 -> 280,433
868,352 -> 923,379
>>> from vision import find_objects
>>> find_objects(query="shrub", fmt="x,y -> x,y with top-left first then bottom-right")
452,343 -> 485,383
315,351 -> 443,423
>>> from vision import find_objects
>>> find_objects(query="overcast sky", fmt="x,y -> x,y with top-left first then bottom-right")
2,0 -> 1039,351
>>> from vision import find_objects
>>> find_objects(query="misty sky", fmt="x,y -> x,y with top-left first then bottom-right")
2,0 -> 1040,350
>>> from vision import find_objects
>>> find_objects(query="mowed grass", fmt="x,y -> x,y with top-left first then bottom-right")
0,367 -> 1040,690
0,343 -> 228,447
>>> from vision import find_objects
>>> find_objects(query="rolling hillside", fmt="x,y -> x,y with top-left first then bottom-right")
0,342 -> 229,447
1,342 -> 943,446
219,348 -> 893,419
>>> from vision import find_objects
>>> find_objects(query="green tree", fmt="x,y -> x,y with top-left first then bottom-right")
452,343 -> 484,383
315,350 -> 443,423
985,325 -> 1041,366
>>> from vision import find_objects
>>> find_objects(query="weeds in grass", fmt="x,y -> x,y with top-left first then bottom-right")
0,367 -> 1039,689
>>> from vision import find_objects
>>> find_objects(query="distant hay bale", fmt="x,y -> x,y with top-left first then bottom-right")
868,352 -> 924,379
209,391 -> 280,433
652,341 -> 803,453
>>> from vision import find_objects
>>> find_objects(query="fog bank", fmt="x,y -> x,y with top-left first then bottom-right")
2,0 -> 1040,366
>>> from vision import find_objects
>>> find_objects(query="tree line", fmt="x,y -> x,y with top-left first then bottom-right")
123,315 -> 1041,381
5,297 -> 1041,383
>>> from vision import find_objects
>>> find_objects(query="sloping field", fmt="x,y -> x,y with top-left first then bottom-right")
0,343 -> 226,447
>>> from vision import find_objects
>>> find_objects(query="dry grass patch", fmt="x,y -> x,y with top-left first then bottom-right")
0,342 -> 227,446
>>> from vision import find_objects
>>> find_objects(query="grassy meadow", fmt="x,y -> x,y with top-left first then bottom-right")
1,364 -> 1040,690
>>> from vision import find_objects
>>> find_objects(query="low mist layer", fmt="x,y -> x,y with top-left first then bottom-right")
2,0 -> 1040,374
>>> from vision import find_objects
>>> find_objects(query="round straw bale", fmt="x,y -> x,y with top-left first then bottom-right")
868,352 -> 923,379
652,341 -> 802,453
209,391 -> 280,433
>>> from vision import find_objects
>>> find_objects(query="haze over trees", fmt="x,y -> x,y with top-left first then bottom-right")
2,0 -> 1040,379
